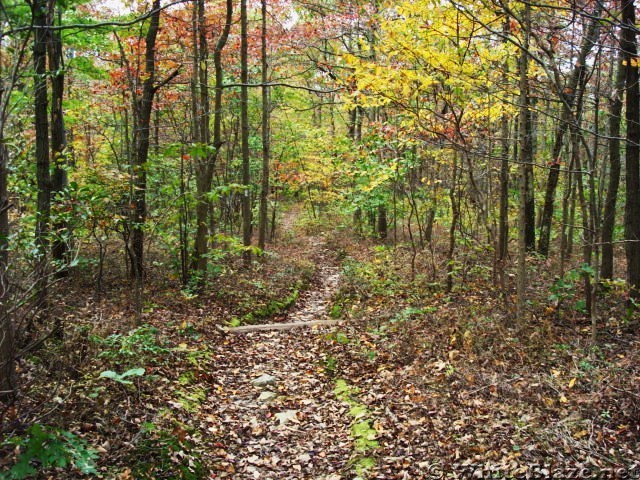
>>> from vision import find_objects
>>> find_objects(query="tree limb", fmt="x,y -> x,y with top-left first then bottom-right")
222,82 -> 342,94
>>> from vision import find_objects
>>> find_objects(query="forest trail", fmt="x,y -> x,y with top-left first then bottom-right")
199,209 -> 355,478
244,204 -> 343,330
225,243 -> 341,332
201,325 -> 354,478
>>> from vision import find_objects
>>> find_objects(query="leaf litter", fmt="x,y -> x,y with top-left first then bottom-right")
4,211 -> 640,479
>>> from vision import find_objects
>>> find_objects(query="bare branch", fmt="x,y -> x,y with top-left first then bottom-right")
222,82 -> 342,94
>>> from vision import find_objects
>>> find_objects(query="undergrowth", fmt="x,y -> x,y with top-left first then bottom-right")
323,239 -> 640,475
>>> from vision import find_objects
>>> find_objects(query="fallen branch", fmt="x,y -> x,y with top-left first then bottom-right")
222,319 -> 343,333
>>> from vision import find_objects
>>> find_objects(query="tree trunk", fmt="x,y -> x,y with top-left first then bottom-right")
496,17 -> 510,288
0,141 -> 14,402
517,2 -> 532,322
622,0 -> 640,299
348,108 -> 357,139
241,0 -> 252,265
524,148 -> 535,251
377,204 -> 387,240
446,152 -> 459,293
192,0 -> 211,279
258,0 -> 270,251
212,0 -> 232,244
560,150 -> 574,275
497,113 -> 510,284
130,0 -> 162,285
33,0 -> 51,309
568,74 -> 594,317
601,50 -> 624,280
537,4 -> 602,256
48,8 -> 69,275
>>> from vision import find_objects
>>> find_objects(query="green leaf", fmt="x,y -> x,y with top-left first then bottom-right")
99,367 -> 145,385
122,367 -> 145,378
99,370 -> 119,380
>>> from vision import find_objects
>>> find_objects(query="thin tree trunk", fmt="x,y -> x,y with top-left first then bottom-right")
180,148 -> 189,285
524,149 -> 535,251
48,8 -> 68,276
517,1 -> 532,322
241,0 -> 252,265
601,49 -> 624,280
32,0 -> 51,315
0,141 -> 14,402
497,111 -> 510,288
560,154 -> 573,276
496,16 -> 510,289
446,152 -> 459,293
567,176 -> 577,260
589,66 -> 602,342
258,0 -> 270,250
538,4 -> 603,256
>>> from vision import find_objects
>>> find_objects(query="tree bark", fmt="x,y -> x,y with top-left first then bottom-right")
377,205 -> 387,240
48,7 -> 69,274
524,145 -> 535,251
601,50 -> 624,280
0,142 -> 14,402
496,16 -> 510,288
31,0 -> 51,319
130,0 -> 162,282
241,0 -> 252,265
258,0 -> 270,250
517,1 -> 532,322
622,0 -> 640,299
497,111 -> 510,284
446,152 -> 459,293
192,0 -> 211,278
33,0 -> 51,266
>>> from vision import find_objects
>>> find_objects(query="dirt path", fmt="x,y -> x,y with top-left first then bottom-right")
199,213 -> 355,479
201,328 -> 353,479
226,239 -> 342,333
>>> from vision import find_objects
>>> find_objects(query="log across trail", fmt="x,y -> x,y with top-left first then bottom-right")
223,318 -> 342,333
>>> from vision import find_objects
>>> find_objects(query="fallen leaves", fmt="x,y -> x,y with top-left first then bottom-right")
6,214 -> 640,480
274,410 -> 300,426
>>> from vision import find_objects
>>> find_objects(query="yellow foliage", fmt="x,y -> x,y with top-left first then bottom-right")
344,0 -> 517,143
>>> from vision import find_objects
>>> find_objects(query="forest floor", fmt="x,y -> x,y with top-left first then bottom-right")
2,204 -> 640,479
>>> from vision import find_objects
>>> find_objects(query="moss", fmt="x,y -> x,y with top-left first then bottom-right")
176,386 -> 207,413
